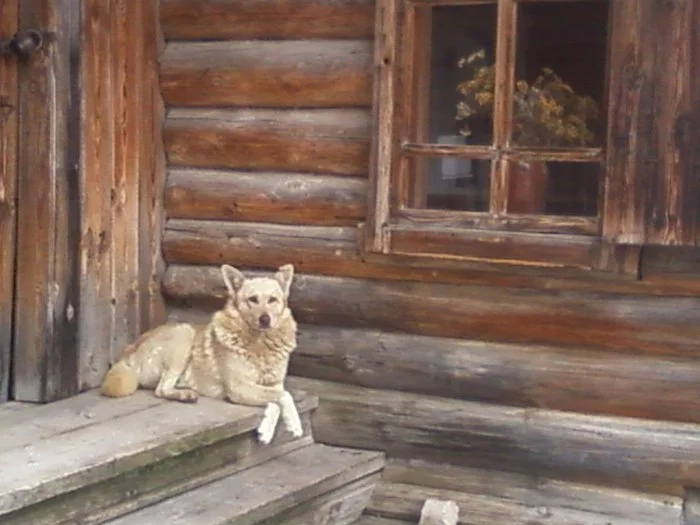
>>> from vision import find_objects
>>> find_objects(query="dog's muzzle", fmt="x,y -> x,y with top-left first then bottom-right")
258,313 -> 271,329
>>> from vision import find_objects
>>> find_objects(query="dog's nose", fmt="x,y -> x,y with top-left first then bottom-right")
259,313 -> 271,329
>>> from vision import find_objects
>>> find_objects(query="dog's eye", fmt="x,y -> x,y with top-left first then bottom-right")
268,297 -> 278,304
248,296 -> 259,304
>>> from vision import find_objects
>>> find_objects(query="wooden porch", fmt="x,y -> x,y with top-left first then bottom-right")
0,387 -> 384,525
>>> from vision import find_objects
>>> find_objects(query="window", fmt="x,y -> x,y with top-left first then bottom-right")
363,0 -> 699,275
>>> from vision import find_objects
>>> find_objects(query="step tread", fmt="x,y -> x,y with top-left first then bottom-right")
0,389 -> 318,516
105,444 -> 385,525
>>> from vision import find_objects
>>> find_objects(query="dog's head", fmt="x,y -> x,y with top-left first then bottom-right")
221,264 -> 294,331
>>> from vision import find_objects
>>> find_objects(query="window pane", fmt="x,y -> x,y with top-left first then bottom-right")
507,161 -> 600,216
413,156 -> 491,212
426,4 -> 498,146
512,1 -> 609,148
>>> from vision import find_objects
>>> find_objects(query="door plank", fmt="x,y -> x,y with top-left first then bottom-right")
13,0 -> 81,401
0,0 -> 19,402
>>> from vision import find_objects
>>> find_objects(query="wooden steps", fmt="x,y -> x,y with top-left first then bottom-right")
104,444 -> 384,525
0,387 -> 384,525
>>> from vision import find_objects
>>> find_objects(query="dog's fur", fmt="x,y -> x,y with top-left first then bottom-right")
100,264 -> 302,443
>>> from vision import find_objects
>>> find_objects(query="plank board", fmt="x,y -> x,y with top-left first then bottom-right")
103,444 -> 384,524
0,389 -> 317,515
0,0 -> 19,403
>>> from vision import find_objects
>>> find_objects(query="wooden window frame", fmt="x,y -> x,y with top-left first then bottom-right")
362,0 -> 697,276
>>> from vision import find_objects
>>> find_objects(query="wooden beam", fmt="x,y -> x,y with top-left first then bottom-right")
160,0 -> 375,41
382,459 -> 680,525
164,109 -> 371,176
79,0 -> 166,391
165,171 -> 366,226
13,0 -> 81,402
161,41 -> 372,108
0,0 -> 19,401
163,265 -> 700,358
162,220 -> 700,296
288,376 -> 700,495
286,324 -> 700,424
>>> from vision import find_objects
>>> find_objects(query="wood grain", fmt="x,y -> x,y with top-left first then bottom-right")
0,389 -> 317,517
13,0 -> 81,402
604,0 -> 699,246
160,0 -> 375,41
286,324 -> 700,424
79,0 -> 167,390
163,265 -> 700,358
165,170 -> 367,226
382,459 -> 680,525
289,376 -> 700,495
162,220 -> 700,296
164,108 -> 371,176
161,41 -> 372,108
0,0 -> 19,402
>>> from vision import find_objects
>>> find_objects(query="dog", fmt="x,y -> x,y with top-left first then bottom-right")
100,264 -> 302,444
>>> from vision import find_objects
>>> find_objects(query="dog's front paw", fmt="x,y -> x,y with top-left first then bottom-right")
257,402 -> 281,445
279,391 -> 303,438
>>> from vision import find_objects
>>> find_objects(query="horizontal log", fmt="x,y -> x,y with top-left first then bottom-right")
161,41 -> 373,108
162,220 -> 700,296
381,459 -> 679,525
286,325 -> 700,424
164,171 -> 366,225
162,265 -> 700,358
288,376 -> 700,495
160,0 -> 375,41
368,482 -> 674,525
164,109 -> 371,176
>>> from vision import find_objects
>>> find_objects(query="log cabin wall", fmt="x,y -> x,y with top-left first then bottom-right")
158,0 -> 700,510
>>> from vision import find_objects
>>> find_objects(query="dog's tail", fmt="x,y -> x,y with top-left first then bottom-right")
100,361 -> 138,398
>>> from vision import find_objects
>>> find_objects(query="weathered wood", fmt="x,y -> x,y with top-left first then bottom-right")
102,445 -> 384,525
80,0 -> 115,390
13,0 -> 81,402
683,488 -> 700,525
164,108 -> 371,176
80,0 -> 167,390
160,0 -> 375,41
165,171 -> 366,226
383,459 -> 681,525
603,0 -> 699,246
368,481 -> 675,525
289,324 -> 700,424
0,0 -> 19,402
162,219 -> 700,296
4,415 -> 314,525
288,376 -> 700,495
137,0 -> 167,331
258,475 -> 381,525
0,389 -> 318,517
161,41 -> 372,108
163,266 -> 700,358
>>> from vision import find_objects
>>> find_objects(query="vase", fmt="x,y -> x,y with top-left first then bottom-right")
507,160 -> 549,214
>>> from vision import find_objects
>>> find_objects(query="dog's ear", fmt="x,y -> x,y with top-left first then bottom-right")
221,264 -> 245,296
274,264 -> 294,299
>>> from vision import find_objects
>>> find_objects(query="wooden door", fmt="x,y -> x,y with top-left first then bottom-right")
0,0 -> 80,402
